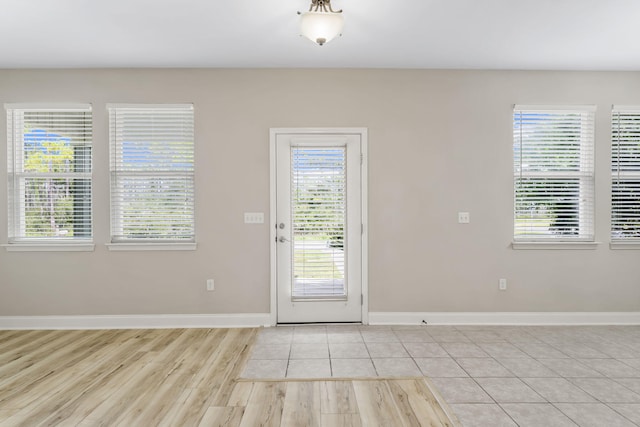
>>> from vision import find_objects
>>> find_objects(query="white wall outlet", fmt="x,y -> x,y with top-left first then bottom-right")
458,212 -> 470,223
499,278 -> 507,291
206,279 -> 215,291
244,212 -> 264,224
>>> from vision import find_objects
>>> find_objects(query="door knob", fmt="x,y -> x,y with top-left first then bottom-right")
279,236 -> 290,243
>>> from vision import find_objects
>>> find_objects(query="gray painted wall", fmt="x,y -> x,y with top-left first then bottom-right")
1,69 -> 639,316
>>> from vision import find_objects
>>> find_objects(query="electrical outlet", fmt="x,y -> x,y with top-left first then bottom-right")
499,278 -> 507,291
206,279 -> 215,291
458,212 -> 470,223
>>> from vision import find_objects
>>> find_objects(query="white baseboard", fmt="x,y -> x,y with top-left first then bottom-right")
0,313 -> 272,330
3,312 -> 638,330
369,312 -> 640,326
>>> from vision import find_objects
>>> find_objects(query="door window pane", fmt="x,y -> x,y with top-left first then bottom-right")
291,147 -> 346,299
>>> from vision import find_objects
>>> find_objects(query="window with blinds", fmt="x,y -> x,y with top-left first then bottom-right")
6,104 -> 93,242
513,105 -> 595,241
612,106 -> 640,241
109,104 -> 195,242
291,147 -> 346,299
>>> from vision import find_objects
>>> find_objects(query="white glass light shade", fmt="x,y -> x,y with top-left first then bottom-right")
300,11 -> 344,46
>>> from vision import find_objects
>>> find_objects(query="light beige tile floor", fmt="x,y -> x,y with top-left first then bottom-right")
242,325 -> 640,426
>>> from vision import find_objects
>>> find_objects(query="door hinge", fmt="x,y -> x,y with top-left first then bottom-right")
360,153 -> 363,164
361,223 -> 364,235
361,294 -> 364,305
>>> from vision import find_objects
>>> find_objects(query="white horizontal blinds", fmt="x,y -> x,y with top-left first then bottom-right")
6,105 -> 92,242
513,106 -> 595,241
612,106 -> 640,241
291,146 -> 346,299
109,104 -> 195,242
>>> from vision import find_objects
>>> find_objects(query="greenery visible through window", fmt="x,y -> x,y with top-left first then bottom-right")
6,106 -> 92,242
513,106 -> 595,241
109,104 -> 195,242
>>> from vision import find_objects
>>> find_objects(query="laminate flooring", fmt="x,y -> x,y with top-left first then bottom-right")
0,328 -> 457,426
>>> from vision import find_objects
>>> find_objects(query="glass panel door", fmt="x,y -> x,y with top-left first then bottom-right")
275,132 -> 363,323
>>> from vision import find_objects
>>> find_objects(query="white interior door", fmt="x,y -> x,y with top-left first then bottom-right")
274,131 -> 363,323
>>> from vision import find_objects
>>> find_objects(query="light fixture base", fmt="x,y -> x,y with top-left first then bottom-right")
307,0 -> 342,13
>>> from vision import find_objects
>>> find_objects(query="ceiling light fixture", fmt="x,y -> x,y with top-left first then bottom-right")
298,0 -> 344,46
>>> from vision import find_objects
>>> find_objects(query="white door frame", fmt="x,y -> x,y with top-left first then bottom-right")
269,128 -> 368,326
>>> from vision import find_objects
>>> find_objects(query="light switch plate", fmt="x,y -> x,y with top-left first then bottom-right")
458,212 -> 470,224
244,212 -> 264,224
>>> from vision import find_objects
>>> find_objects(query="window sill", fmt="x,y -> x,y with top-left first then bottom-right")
3,243 -> 95,252
106,243 -> 197,251
610,241 -> 640,250
511,241 -> 600,250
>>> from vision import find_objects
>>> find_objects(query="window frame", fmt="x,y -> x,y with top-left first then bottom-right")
5,103 -> 94,251
512,105 -> 596,248
107,103 -> 196,251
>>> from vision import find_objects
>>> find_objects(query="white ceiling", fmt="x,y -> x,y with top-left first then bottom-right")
1,0 -> 639,70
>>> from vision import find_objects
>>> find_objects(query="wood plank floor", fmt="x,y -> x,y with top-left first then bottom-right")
0,328 -> 458,426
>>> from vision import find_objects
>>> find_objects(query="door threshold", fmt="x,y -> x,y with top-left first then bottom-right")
276,321 -> 362,327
